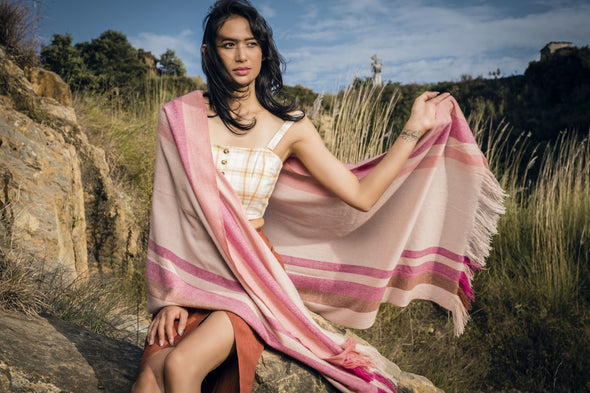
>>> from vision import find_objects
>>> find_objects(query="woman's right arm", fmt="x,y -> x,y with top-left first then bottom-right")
287,91 -> 449,212
146,305 -> 188,347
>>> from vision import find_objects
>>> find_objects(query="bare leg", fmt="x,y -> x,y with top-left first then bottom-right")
164,311 -> 236,393
131,311 -> 235,393
131,347 -> 173,393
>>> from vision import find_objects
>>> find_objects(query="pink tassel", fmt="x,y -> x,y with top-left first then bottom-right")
340,339 -> 375,370
351,366 -> 373,382
459,272 -> 475,301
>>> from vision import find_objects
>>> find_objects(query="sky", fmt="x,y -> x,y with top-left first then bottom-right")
38,0 -> 590,92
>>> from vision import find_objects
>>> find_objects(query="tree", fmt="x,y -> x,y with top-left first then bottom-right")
158,49 -> 186,77
40,33 -> 97,90
78,29 -> 147,90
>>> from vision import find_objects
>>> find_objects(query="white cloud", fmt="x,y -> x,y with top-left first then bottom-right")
275,1 -> 590,90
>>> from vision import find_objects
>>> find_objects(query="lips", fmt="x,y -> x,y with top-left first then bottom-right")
233,67 -> 250,76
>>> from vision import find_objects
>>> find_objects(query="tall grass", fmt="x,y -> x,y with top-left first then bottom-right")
319,83 -> 399,163
0,0 -> 40,67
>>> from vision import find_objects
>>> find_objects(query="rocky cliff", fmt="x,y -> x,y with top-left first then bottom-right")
0,47 -> 140,277
0,47 -> 443,392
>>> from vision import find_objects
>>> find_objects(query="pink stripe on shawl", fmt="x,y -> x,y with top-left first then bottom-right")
163,94 -> 228,253
148,239 -> 244,292
289,274 -> 386,302
283,246 -> 471,276
401,246 -> 464,262
289,260 -> 464,302
221,202 -> 344,357
282,254 -> 393,279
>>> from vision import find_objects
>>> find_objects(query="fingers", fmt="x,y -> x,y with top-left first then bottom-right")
158,313 -> 167,346
428,92 -> 450,104
178,309 -> 188,337
147,318 -> 157,346
420,91 -> 441,101
165,311 -> 176,346
417,91 -> 450,103
146,306 -> 188,347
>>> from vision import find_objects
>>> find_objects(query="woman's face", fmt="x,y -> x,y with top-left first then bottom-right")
215,15 -> 263,91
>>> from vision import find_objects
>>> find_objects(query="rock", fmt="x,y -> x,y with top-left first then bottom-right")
0,47 -> 140,278
0,310 -> 443,393
24,67 -> 72,107
0,99 -> 88,277
0,310 -> 142,393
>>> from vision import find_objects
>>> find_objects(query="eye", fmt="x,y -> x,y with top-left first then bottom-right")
221,42 -> 235,49
246,41 -> 258,47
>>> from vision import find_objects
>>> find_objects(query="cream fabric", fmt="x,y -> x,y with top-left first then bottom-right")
211,120 -> 294,219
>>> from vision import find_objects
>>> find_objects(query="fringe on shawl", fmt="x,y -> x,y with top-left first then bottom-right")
453,169 -> 507,335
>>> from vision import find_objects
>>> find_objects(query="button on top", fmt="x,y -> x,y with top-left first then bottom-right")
223,148 -> 230,154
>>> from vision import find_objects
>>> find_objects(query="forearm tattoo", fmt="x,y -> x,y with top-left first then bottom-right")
399,129 -> 420,142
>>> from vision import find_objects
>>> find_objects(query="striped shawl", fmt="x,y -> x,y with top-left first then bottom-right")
146,90 -> 505,392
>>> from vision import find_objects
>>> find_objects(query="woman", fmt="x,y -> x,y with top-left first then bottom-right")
133,0 -> 502,392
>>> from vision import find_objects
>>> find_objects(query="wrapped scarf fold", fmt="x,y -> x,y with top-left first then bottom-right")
146,91 -> 505,393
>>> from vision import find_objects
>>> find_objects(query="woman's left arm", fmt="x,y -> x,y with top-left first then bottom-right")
289,91 -> 449,212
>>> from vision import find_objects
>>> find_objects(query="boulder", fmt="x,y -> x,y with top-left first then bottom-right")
0,310 -> 141,393
0,310 -> 443,393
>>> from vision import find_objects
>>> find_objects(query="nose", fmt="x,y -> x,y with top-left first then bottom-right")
235,44 -> 246,62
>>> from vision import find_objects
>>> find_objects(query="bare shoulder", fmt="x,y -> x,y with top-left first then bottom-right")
287,113 -> 321,143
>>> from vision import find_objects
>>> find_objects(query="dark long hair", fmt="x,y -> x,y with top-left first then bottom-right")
201,0 -> 303,133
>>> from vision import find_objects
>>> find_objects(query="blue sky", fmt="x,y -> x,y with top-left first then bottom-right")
39,0 -> 590,92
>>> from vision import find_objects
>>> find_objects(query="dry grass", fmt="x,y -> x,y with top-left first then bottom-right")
319,83 -> 399,163
0,228 -> 139,342
0,0 -> 40,67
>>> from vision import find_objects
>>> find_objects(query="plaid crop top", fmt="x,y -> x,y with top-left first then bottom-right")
212,120 -> 294,220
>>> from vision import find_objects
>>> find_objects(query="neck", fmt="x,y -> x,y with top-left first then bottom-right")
230,87 -> 263,119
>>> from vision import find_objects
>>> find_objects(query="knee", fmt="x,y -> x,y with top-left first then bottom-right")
132,368 -> 160,393
164,349 -> 208,386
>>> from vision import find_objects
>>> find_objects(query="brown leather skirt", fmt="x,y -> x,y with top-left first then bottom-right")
139,228 -> 283,393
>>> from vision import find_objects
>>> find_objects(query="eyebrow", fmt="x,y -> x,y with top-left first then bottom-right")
216,35 -> 257,42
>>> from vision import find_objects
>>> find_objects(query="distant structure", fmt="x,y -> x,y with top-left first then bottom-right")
138,49 -> 158,75
540,41 -> 572,61
370,54 -> 383,86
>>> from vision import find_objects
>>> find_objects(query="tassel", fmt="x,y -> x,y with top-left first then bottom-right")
351,366 -> 373,382
341,338 -> 376,370
459,272 -> 475,301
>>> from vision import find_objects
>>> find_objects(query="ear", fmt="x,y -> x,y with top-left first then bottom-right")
201,44 -> 207,54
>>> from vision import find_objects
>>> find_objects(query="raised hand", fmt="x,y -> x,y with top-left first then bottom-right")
403,91 -> 450,140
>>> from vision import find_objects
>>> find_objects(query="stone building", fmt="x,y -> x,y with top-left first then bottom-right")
540,41 -> 572,61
